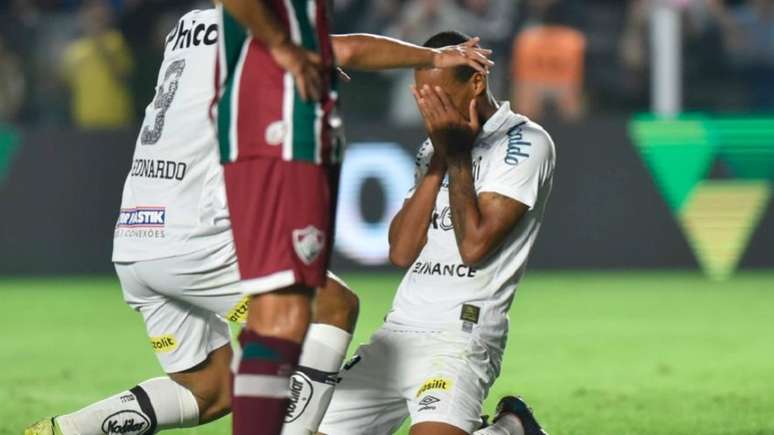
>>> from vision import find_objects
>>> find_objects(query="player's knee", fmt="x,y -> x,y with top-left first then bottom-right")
315,273 -> 359,333
246,285 -> 315,343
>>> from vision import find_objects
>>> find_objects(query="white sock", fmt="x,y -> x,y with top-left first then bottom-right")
474,414 -> 525,435
281,323 -> 352,435
56,377 -> 199,435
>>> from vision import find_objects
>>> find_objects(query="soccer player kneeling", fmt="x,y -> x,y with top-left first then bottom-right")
318,32 -> 555,435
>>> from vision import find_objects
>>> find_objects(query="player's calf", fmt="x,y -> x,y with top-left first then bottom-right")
30,346 -> 235,435
32,376 -> 200,435
233,285 -> 314,435
282,274 -> 358,435
168,344 -> 233,423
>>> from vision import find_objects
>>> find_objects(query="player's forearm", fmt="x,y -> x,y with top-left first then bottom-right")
388,172 -> 444,267
447,156 -> 488,265
332,34 -> 438,70
220,0 -> 289,49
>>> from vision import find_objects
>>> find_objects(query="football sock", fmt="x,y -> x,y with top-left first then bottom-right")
55,377 -> 199,435
281,323 -> 352,435
473,414 -> 525,435
233,329 -> 302,435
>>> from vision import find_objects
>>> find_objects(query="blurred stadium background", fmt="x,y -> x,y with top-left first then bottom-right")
0,0 -> 772,434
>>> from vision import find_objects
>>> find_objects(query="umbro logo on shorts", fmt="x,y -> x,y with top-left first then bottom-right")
417,395 -> 441,412
292,225 -> 325,265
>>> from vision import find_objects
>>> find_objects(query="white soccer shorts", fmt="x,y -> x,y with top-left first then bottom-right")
319,323 -> 502,434
114,240 -> 247,373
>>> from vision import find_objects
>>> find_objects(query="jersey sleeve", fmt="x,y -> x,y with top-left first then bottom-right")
406,139 -> 434,199
478,123 -> 554,209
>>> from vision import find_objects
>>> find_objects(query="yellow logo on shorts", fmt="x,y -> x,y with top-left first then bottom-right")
150,335 -> 177,353
416,377 -> 452,398
227,296 -> 250,324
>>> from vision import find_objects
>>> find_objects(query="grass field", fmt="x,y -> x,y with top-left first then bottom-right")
2,271 -> 773,435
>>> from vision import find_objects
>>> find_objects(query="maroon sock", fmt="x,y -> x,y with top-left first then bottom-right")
232,329 -> 302,435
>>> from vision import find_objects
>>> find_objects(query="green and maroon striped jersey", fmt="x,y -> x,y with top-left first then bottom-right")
214,0 -> 341,166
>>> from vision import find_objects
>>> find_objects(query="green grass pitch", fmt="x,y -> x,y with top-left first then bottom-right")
2,271 -> 773,435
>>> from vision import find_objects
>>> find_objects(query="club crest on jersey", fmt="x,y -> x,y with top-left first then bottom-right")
292,226 -> 325,265
101,410 -> 150,435
265,121 -> 287,146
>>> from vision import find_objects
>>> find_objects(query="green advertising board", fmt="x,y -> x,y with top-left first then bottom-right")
631,115 -> 774,280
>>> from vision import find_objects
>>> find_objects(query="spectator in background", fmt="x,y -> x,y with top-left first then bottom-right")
453,0 -> 517,97
619,0 -> 649,105
2,0 -> 40,123
710,0 -> 774,110
0,36 -> 25,123
357,0 -> 405,34
61,0 -> 134,129
511,0 -> 586,121
385,0 -> 464,125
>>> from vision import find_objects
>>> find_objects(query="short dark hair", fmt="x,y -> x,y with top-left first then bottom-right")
422,31 -> 477,83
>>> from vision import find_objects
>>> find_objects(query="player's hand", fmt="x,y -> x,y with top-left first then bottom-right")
411,84 -> 480,159
270,41 -> 324,102
433,37 -> 494,75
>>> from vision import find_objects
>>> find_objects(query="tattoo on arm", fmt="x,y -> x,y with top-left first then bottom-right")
447,156 -> 479,250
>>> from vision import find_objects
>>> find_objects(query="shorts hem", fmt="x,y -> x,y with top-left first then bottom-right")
410,415 -> 478,433
160,352 -> 209,374
241,269 -> 296,295
159,335 -> 232,374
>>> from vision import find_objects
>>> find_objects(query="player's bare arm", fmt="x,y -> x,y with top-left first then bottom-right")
415,84 -> 528,266
332,35 -> 494,73
219,0 -> 323,101
388,150 -> 446,268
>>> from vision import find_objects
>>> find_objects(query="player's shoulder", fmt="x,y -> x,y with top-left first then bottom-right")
492,109 -> 555,166
164,8 -> 218,52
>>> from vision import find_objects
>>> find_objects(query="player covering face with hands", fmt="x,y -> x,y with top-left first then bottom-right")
213,2 -> 493,435
23,7 -> 496,435
318,31 -> 554,435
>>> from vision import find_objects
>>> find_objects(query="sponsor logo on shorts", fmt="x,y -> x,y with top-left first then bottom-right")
285,372 -> 314,423
417,395 -> 441,412
292,225 -> 325,265
150,335 -> 177,353
416,377 -> 453,398
101,410 -> 150,435
227,296 -> 250,324
265,121 -> 287,146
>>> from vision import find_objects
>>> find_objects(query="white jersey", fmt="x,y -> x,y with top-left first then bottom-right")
113,9 -> 231,262
386,102 -> 555,352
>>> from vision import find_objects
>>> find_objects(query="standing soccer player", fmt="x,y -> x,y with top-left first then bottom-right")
213,3 -> 493,435
319,31 -> 555,435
